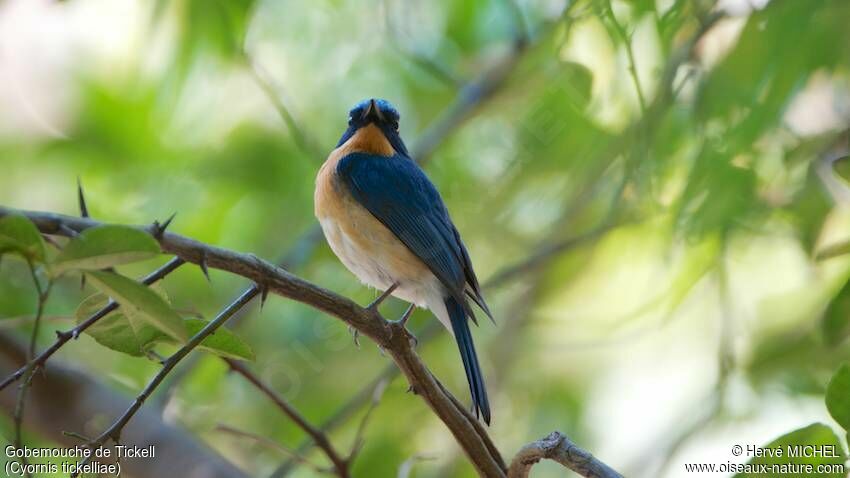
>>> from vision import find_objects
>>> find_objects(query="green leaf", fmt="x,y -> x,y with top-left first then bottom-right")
826,364 -> 850,430
163,318 -> 254,361
52,225 -> 159,275
734,423 -> 845,478
821,280 -> 850,345
0,215 -> 46,263
85,270 -> 188,342
75,293 -> 252,360
75,294 -> 161,357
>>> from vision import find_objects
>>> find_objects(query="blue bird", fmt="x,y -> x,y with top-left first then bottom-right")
315,98 -> 492,424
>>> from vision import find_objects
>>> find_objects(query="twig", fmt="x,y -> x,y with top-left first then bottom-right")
270,362 -> 404,477
381,0 -> 464,88
486,221 -> 625,289
347,378 -> 388,463
0,315 -> 70,329
397,454 -> 438,478
240,51 -> 323,163
507,431 -> 624,478
24,261 -> 50,358
224,358 -> 351,478
13,260 -> 52,478
70,287 -> 257,477
604,0 -> 647,113
216,424 -> 333,475
409,1 -> 579,165
0,257 -> 185,393
12,373 -> 35,478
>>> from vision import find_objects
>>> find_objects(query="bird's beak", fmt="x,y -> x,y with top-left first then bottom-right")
361,98 -> 386,122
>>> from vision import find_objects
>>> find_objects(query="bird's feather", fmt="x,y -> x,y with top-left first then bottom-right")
336,152 -> 490,319
446,295 -> 490,424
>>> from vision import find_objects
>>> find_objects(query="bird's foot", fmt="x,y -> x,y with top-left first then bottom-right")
365,283 -> 398,312
389,304 -> 417,347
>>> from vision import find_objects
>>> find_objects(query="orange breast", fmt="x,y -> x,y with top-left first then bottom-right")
315,125 -> 431,289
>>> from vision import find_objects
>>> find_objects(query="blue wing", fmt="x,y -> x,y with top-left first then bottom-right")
336,152 -> 490,320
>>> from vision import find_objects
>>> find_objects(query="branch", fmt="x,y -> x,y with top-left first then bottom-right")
215,425 -> 333,475
224,359 -> 351,477
507,432 -> 623,478
0,206 -> 507,478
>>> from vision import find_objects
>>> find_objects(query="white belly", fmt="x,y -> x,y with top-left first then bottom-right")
318,216 -> 444,310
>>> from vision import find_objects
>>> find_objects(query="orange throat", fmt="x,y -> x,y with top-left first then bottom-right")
339,124 -> 394,157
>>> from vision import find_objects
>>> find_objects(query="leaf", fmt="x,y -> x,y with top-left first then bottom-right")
76,293 -> 252,360
85,270 -> 188,342
821,280 -> 850,345
733,423 -> 845,478
53,225 -> 160,275
826,364 -> 850,430
161,318 -> 254,361
0,215 -> 46,263
75,294 -> 161,357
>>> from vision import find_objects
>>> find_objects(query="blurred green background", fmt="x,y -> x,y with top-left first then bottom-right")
2,0 -> 850,476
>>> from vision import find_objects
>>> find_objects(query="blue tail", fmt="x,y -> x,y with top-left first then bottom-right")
445,296 -> 491,425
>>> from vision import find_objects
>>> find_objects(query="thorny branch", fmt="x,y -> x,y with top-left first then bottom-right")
0,207 -> 510,477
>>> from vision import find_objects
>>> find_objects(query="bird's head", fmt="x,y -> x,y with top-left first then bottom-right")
336,98 -> 409,157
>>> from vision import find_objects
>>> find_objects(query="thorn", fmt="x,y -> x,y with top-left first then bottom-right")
198,250 -> 210,282
77,177 -> 89,218
406,384 -> 418,395
259,284 -> 269,310
152,212 -> 176,239
72,329 -> 80,340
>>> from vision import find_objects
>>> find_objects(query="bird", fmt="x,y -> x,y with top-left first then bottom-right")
315,98 -> 493,424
